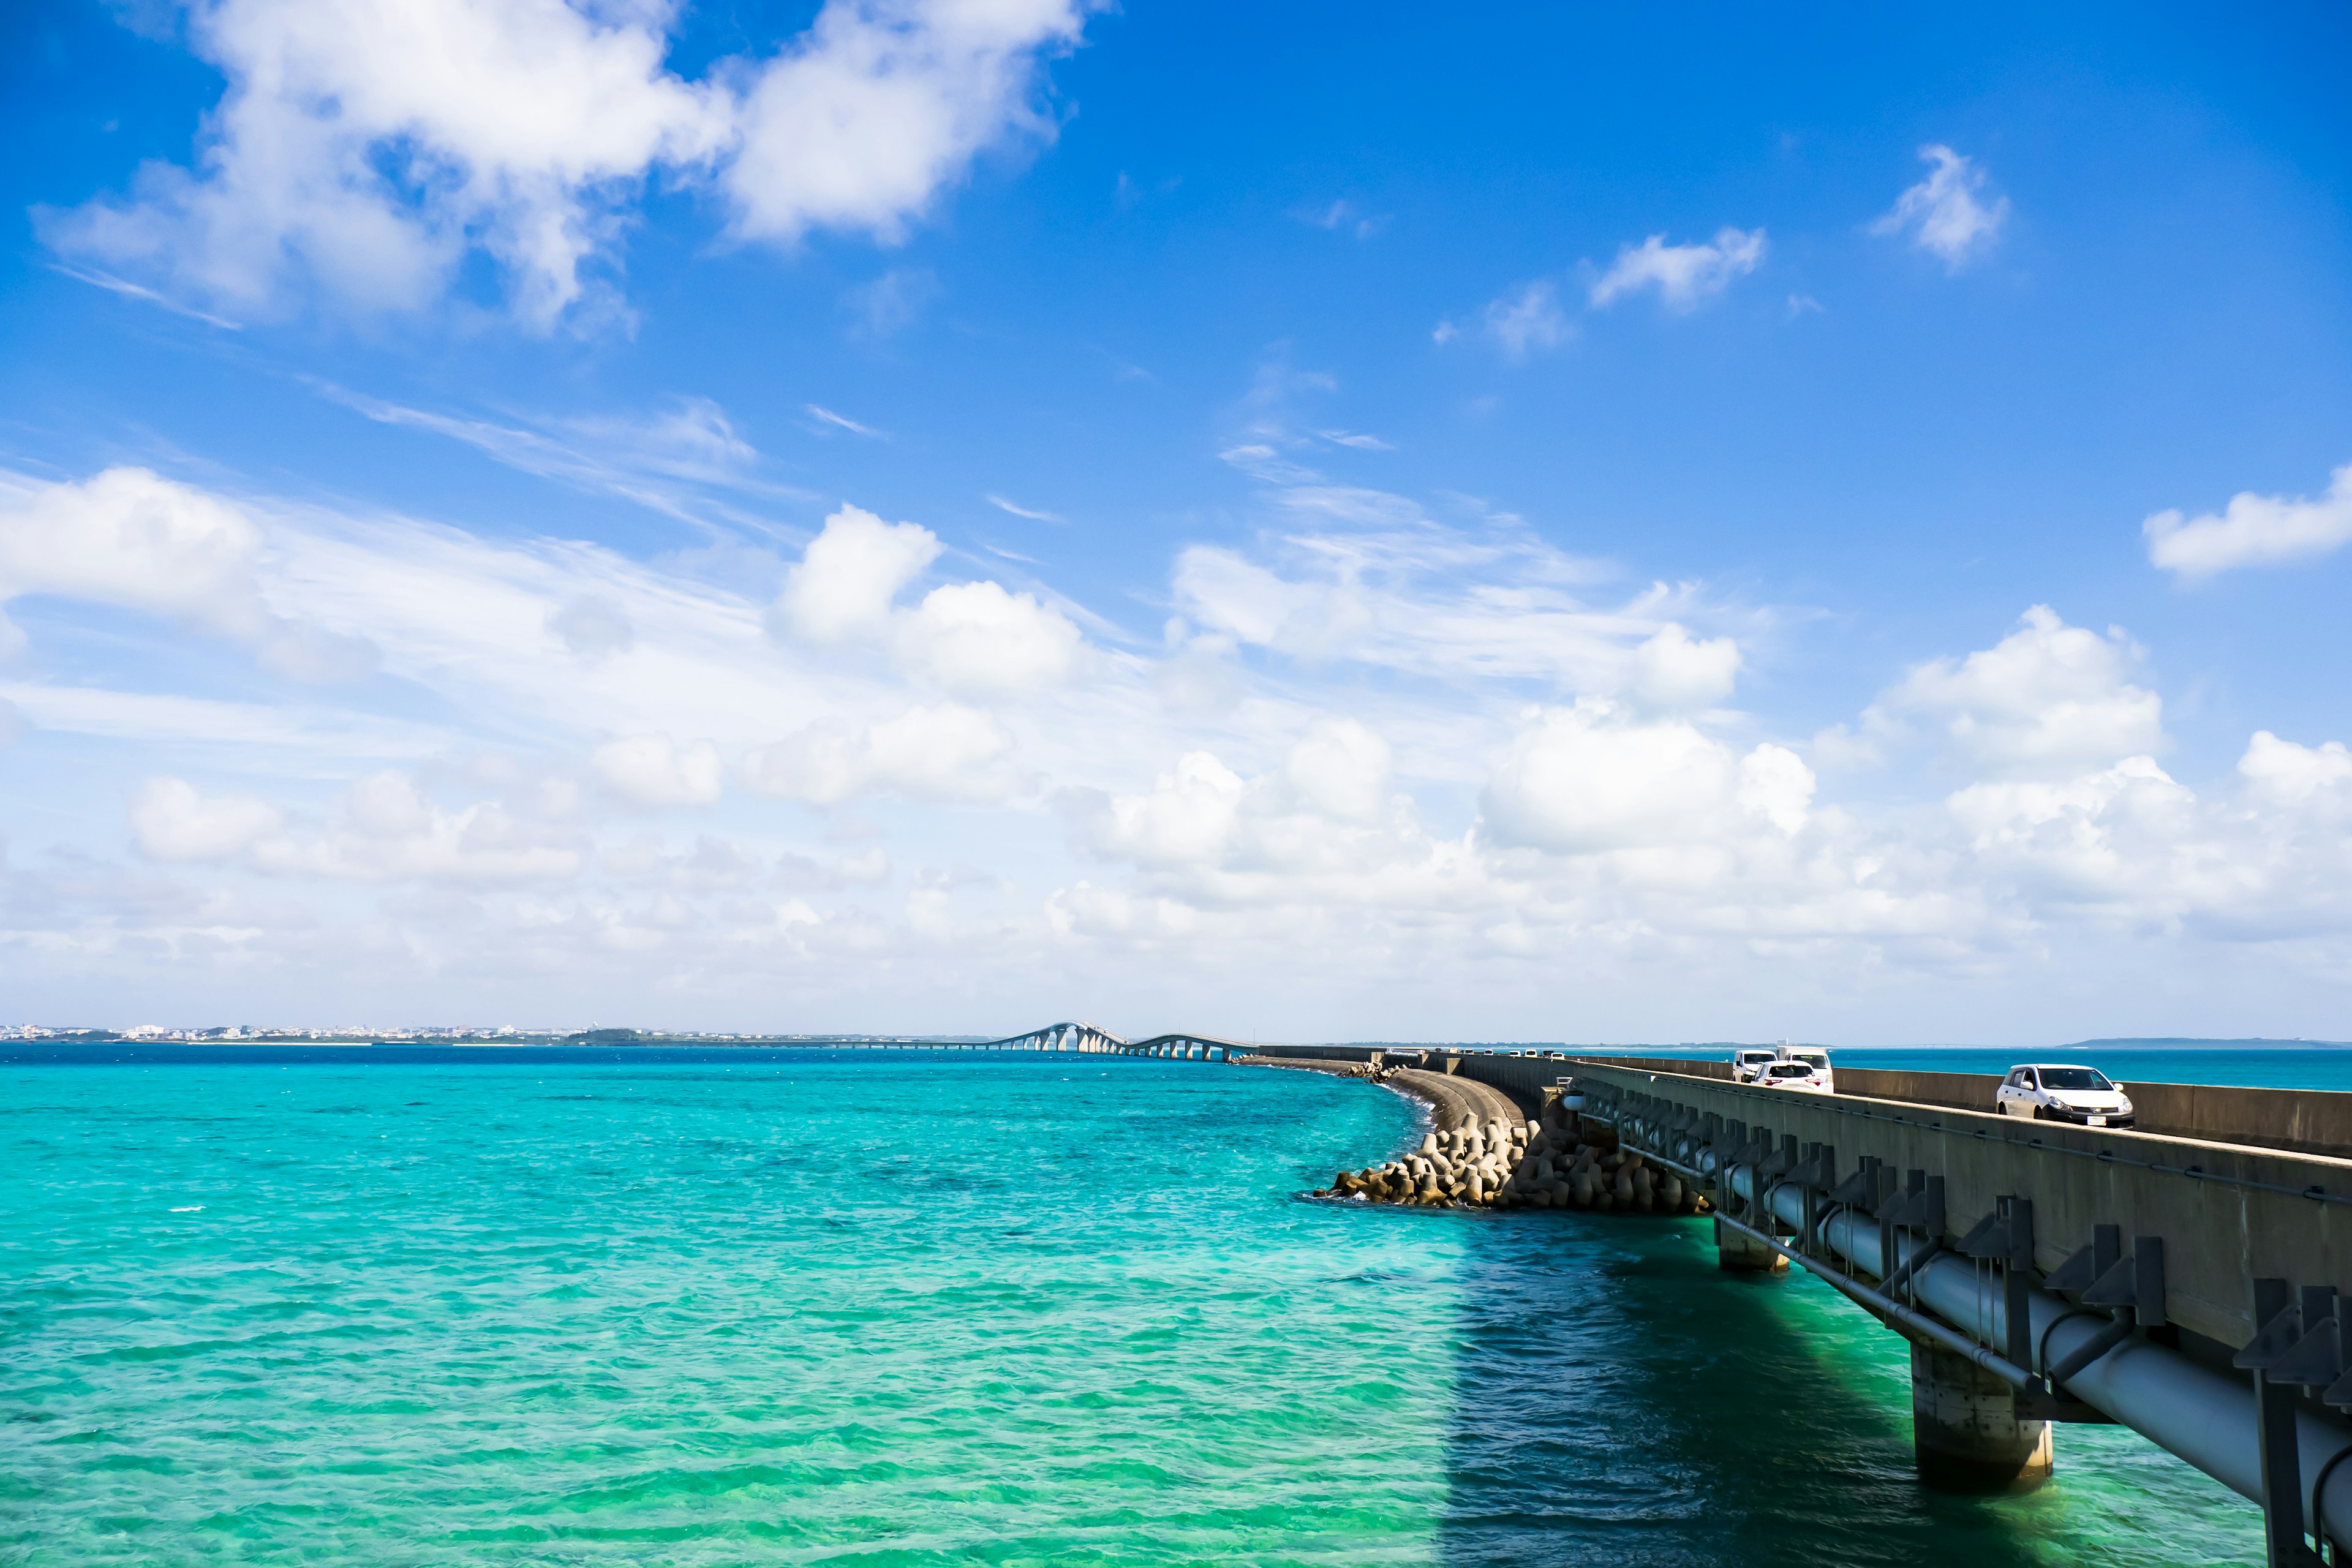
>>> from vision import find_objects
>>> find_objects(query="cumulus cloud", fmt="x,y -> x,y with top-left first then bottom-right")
1091,752 -> 1247,869
741,703 -> 1013,805
29,458 -> 2352,1035
724,0 -> 1087,247
590,733 -> 723,809
769,503 -> 943,643
769,503 -> 1081,693
2239,731 -> 2352,807
2143,461 -> 2352,578
897,580 -> 1084,693
1868,606 -> 2162,775
1589,227 -> 1766,311
0,467 -> 374,678
1736,744 -> 1815,835
44,0 -> 1093,328
1479,699 -> 1803,853
1871,145 -> 2008,271
1630,624 -> 1741,710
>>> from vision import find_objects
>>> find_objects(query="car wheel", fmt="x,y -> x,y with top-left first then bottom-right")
2030,1104 -> 2047,1121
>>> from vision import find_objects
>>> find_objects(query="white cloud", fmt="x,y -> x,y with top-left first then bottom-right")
1589,227 -> 1766,311
987,493 -> 1061,522
1871,145 -> 2008,271
1292,199 -> 1382,239
770,503 -> 941,643
1868,606 -> 2162,775
321,386 -> 778,530
767,505 -> 1082,693
1091,752 -> 1246,868
1736,744 -> 1815,835
1169,518 -> 1700,699
2239,731 -> 2352,808
132,777 -> 285,861
1630,624 -> 1741,710
24,459 -> 2352,1039
1482,281 -> 1572,358
549,595 -> 635,660
590,734 -> 723,809
0,467 -> 375,679
251,771 -> 585,881
723,0 -> 1087,246
741,703 -> 1013,805
805,404 -> 888,439
1283,719 -> 1391,825
1480,700 -> 1740,854
897,580 -> 1083,693
2143,461 -> 2352,578
45,0 -> 1093,329
843,267 -> 940,337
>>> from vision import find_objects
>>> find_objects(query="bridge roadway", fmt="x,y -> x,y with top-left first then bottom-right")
957,1029 -> 2352,1562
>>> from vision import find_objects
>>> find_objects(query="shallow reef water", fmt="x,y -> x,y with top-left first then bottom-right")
1,1044 -> 2272,1565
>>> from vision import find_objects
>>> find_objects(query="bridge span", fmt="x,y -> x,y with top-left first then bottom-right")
967,1028 -> 2352,1562
973,1022 -> 1252,1060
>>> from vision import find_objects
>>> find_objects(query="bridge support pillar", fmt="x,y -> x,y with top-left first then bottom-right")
1909,1343 -> 2052,1491
1713,1216 -> 1786,1273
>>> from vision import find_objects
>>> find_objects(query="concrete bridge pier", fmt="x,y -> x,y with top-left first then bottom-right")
1910,1343 -> 2054,1491
1713,1216 -> 1787,1273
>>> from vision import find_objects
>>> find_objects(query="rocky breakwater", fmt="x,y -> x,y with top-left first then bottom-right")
1315,1071 -> 1710,1215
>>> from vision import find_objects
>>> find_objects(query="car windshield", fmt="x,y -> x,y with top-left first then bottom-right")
2040,1068 -> 2114,1091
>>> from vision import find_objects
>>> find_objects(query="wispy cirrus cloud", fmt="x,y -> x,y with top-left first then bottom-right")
987,494 -> 1063,522
1871,145 -> 2009,271
315,383 -> 807,535
805,404 -> 888,439
1589,227 -> 1767,311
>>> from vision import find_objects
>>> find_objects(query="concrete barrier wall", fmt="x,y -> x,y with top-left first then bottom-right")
2122,1079 -> 2352,1160
1257,1046 -> 2352,1161
1834,1066 -> 2001,1110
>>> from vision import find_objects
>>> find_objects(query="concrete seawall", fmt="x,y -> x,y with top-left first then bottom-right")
1243,1054 -> 1526,1131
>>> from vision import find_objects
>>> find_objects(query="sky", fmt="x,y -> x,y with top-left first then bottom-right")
2,1 -> 2350,1044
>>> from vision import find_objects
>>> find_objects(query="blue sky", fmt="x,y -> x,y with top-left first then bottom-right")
1,1 -> 2349,1042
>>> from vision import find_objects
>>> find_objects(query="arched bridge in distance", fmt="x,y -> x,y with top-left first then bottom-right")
973,1021 -> 1253,1060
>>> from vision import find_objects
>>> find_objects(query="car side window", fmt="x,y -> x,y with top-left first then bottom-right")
2025,1069 -> 2040,1088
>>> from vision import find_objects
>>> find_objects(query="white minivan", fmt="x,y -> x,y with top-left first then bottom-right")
1732,1048 -> 1777,1082
1995,1065 -> 2135,1128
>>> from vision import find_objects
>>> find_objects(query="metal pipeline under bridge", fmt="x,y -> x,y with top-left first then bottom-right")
1571,1063 -> 2352,1564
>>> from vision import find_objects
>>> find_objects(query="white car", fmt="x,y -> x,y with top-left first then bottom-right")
1777,1046 -> 1834,1093
1732,1048 -> 1777,1082
1995,1064 -> 2135,1128
1754,1060 -> 1831,1093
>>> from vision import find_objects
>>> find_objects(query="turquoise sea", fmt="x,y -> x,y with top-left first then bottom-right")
5,1042 -> 2331,1566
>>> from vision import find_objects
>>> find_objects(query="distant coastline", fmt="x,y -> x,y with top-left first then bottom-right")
7,1028 -> 2346,1051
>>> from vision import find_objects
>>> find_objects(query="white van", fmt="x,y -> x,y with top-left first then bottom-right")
1732,1048 -> 1777,1082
